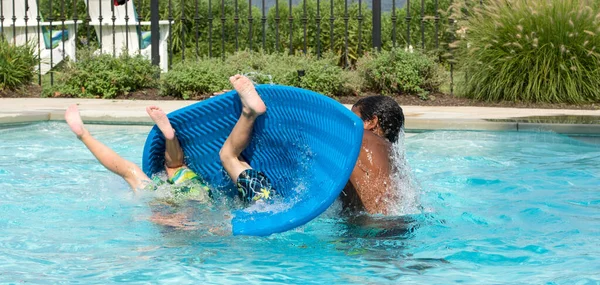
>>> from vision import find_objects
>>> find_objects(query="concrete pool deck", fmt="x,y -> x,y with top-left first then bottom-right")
1,98 -> 600,134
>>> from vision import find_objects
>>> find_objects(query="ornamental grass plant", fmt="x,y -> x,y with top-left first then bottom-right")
456,0 -> 600,103
0,39 -> 37,90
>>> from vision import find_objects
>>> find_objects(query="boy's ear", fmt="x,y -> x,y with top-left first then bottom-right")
364,116 -> 379,131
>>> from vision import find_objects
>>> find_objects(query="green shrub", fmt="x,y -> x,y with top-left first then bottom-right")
161,57 -> 235,99
357,48 -> 445,95
0,39 -> 38,90
232,51 -> 351,96
456,0 -> 600,103
46,50 -> 159,98
298,55 -> 347,96
224,51 -> 306,86
162,51 -> 352,98
339,68 -> 365,96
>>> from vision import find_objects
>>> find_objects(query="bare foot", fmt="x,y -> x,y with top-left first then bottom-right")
229,74 -> 266,117
64,104 -> 88,139
146,106 -> 175,140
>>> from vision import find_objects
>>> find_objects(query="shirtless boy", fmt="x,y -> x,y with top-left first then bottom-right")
342,96 -> 405,215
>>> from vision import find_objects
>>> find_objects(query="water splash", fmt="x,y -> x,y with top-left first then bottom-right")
388,129 -> 422,215
144,171 -> 212,205
243,71 -> 275,85
241,195 -> 292,214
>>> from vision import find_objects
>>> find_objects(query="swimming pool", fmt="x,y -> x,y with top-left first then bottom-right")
1,122 -> 599,284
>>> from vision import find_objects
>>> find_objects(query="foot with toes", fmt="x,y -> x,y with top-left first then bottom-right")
146,106 -> 175,140
229,74 -> 266,117
65,104 -> 89,139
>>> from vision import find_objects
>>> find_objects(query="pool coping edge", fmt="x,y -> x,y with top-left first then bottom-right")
2,111 -> 600,135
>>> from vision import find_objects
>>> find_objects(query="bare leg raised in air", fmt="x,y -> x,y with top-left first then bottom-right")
219,74 -> 266,181
219,74 -> 275,202
145,106 -> 188,179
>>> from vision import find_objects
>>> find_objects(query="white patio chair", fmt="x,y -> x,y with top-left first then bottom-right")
86,0 -> 170,71
0,0 -> 80,74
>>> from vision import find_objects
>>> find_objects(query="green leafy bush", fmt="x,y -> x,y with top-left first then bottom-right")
456,0 -> 600,103
357,48 -> 445,95
161,57 -> 235,99
46,50 -> 159,98
162,51 -> 352,98
0,39 -> 38,90
224,51 -> 306,86
298,55 -> 347,96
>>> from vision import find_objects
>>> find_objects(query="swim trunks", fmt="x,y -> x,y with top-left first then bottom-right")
168,167 -> 200,185
236,169 -> 277,203
149,167 -> 211,201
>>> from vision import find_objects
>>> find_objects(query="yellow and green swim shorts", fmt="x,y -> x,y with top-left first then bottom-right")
150,167 -> 211,201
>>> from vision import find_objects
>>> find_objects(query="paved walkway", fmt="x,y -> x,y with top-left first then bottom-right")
1,98 -> 600,134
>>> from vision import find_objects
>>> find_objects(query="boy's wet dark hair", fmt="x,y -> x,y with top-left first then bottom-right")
353,95 -> 404,143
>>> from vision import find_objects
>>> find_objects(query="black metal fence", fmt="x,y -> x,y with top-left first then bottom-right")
0,0 -> 456,87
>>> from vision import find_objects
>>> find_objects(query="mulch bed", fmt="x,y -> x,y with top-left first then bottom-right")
2,84 -> 599,110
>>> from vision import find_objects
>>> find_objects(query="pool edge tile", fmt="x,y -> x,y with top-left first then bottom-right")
518,123 -> 600,134
0,112 -> 49,125
406,119 -> 518,131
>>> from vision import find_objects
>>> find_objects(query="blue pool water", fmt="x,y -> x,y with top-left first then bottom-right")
1,122 -> 599,284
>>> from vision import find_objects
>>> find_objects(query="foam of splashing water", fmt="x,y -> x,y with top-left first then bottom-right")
243,71 -> 275,85
388,129 -> 422,215
241,194 -> 292,214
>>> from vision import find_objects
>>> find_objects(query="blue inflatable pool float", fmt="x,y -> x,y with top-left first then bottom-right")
142,85 -> 364,236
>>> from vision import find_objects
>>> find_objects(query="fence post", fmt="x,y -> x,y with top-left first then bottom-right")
151,0 -> 160,67
372,0 -> 381,51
